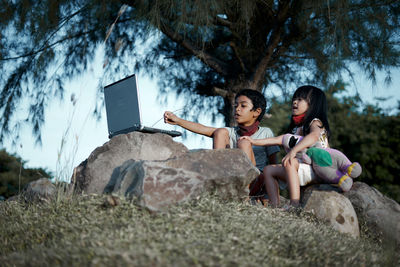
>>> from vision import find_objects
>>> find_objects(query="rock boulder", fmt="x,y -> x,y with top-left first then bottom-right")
301,184 -> 360,238
23,178 -> 56,203
72,132 -> 188,194
105,149 -> 260,211
344,182 -> 400,248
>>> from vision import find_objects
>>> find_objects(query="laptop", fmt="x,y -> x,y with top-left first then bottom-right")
103,74 -> 182,138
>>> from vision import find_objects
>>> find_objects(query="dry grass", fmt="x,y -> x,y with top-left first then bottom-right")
0,192 -> 398,267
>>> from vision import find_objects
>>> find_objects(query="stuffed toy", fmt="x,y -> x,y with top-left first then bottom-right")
282,134 -> 362,192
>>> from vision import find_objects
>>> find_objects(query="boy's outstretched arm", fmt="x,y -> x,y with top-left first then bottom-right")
164,111 -> 216,137
239,135 -> 284,146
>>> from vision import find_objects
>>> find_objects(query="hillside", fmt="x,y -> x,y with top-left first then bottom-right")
1,193 -> 398,266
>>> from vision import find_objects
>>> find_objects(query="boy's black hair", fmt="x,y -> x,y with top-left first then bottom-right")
235,89 -> 266,122
288,85 -> 330,137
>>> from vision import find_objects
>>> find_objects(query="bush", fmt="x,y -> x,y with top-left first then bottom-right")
0,149 -> 51,199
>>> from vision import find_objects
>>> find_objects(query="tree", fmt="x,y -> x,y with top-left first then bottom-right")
1,0 -> 399,142
0,149 -> 51,199
326,82 -> 400,203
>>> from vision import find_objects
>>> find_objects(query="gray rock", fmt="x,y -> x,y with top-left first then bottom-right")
23,178 -> 56,203
72,132 -> 188,194
107,149 -> 260,211
344,182 -> 400,248
301,185 -> 360,238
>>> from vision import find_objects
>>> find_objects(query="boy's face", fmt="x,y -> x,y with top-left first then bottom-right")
234,95 -> 261,126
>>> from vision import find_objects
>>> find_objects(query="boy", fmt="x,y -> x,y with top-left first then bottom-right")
164,89 -> 280,197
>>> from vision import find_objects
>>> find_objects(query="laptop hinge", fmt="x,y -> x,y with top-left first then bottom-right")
108,125 -> 141,138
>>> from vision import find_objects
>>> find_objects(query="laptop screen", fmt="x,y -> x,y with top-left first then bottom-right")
104,74 -> 142,136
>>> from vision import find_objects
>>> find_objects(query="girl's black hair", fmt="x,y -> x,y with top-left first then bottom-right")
287,85 -> 330,137
235,89 -> 266,121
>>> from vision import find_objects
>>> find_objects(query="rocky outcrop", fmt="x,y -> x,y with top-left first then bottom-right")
22,178 -> 56,203
301,184 -> 360,238
105,149 -> 260,211
68,132 -> 399,242
72,132 -> 188,194
344,182 -> 400,248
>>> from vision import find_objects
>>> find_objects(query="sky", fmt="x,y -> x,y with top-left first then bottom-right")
1,48 -> 399,182
1,48 -> 225,181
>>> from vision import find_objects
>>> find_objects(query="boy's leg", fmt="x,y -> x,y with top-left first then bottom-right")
212,128 -> 230,149
284,159 -> 300,207
237,138 -> 256,165
212,128 -> 256,165
249,173 -> 265,196
263,164 -> 287,207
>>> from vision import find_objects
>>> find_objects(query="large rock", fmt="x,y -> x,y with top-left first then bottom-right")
344,182 -> 400,248
301,185 -> 360,238
105,149 -> 260,211
72,132 -> 188,194
23,178 -> 56,203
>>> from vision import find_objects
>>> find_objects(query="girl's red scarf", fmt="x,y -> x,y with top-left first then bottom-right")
292,113 -> 306,126
238,121 -> 259,136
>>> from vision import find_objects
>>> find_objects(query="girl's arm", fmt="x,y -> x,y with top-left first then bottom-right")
239,135 -> 284,146
282,120 -> 322,166
164,111 -> 216,137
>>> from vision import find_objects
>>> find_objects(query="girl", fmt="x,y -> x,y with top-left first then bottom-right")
240,85 -> 330,208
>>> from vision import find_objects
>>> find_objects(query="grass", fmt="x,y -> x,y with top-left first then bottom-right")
0,192 -> 398,267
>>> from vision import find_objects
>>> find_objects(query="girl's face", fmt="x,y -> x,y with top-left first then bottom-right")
292,97 -> 309,116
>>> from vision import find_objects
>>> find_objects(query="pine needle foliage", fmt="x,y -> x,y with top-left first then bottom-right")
1,0 -> 399,140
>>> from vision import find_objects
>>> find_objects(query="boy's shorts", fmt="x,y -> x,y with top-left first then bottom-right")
249,174 -> 265,196
249,173 -> 287,197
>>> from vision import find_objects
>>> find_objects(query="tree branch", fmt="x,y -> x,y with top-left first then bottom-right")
1,6 -> 87,61
230,41 -> 246,72
159,20 -> 230,76
258,0 -> 275,18
212,86 -> 228,98
1,29 -> 97,61
214,16 -> 232,27
252,0 -> 292,88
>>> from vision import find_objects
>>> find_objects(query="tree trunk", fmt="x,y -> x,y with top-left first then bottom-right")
222,93 -> 236,127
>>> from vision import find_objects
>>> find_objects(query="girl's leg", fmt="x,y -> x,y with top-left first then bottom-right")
284,158 -> 300,206
263,164 -> 287,207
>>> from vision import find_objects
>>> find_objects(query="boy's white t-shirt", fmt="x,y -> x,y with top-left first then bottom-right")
224,126 -> 280,172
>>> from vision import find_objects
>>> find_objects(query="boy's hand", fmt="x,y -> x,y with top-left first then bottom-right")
164,111 -> 180,125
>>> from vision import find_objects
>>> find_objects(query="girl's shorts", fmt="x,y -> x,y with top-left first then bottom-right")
298,163 -> 316,186
269,163 -> 316,190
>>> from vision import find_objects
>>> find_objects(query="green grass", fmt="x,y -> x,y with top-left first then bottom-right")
0,193 -> 398,266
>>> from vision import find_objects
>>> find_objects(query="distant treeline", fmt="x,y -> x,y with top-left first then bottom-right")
0,150 -> 51,199
265,82 -> 400,203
